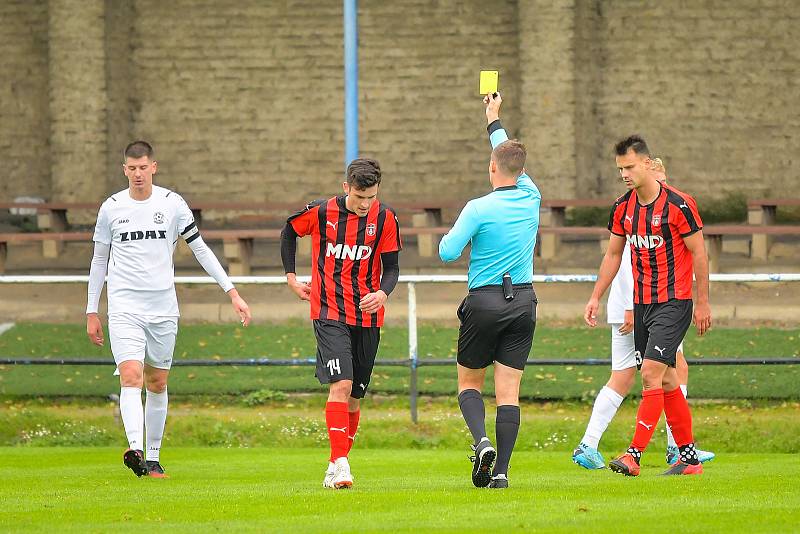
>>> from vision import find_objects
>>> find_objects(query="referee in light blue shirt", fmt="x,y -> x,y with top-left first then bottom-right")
439,93 -> 541,490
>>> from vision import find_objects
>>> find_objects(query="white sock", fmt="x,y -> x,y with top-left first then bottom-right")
581,386 -> 624,449
119,386 -> 144,451
145,388 -> 168,462
665,385 -> 689,448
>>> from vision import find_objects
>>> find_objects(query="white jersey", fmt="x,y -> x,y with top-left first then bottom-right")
607,244 -> 633,324
92,185 -> 199,316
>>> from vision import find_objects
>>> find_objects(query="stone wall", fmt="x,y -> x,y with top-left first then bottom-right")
0,0 -> 797,207
0,0 -> 50,200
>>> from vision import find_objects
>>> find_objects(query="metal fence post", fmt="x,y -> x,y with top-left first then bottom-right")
408,281 -> 418,423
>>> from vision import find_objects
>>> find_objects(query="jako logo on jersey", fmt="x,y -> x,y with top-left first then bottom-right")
326,243 -> 372,260
153,212 -> 165,224
366,223 -> 376,237
626,234 -> 664,249
120,230 -> 168,242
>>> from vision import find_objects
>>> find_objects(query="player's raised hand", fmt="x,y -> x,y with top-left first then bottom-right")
359,290 -> 387,314
287,274 -> 312,302
228,289 -> 251,327
693,300 -> 712,336
86,313 -> 104,346
484,91 -> 502,124
584,298 -> 600,328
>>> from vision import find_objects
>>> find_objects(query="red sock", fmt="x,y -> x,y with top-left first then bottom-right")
346,410 -> 360,455
663,386 -> 694,446
325,402 -> 349,462
630,388 -> 664,451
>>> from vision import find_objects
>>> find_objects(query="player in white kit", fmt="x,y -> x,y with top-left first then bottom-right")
86,141 -> 251,478
572,158 -> 715,469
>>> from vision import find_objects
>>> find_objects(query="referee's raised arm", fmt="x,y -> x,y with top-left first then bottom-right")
485,93 -> 537,194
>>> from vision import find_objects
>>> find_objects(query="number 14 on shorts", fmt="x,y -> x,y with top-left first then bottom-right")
327,359 -> 341,375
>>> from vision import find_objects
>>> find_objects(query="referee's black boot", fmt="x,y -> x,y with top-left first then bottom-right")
488,474 -> 509,489
470,438 -> 496,488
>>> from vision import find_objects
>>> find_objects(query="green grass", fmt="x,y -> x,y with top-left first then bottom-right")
1,323 -> 798,399
0,447 -> 798,533
2,398 -> 799,453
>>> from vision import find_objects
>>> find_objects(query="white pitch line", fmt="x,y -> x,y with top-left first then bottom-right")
0,322 -> 15,336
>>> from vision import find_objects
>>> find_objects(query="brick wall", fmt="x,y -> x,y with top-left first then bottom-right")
358,0 -> 520,202
48,0 -> 107,204
0,0 -> 797,208
0,0 -> 50,200
128,0 -> 345,204
592,0 -> 800,199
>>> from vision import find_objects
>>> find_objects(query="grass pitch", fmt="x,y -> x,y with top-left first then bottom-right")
1,447 -> 798,533
1,322 -> 798,399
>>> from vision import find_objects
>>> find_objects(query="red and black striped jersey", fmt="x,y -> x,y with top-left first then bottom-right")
608,183 -> 703,304
288,195 -> 402,327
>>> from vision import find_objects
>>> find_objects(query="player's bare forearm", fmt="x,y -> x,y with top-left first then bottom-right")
591,246 -> 624,301
685,231 -> 712,335
585,236 -> 625,327
227,287 -> 243,302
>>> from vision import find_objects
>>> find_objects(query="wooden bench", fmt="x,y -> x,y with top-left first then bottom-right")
0,202 -> 97,257
538,199 -> 613,259
0,199 -> 448,258
747,199 -> 800,260
409,223 -> 800,273
0,230 -> 283,276
703,224 -> 800,273
0,231 -> 92,273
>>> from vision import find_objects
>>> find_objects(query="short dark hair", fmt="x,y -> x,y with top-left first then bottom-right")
346,158 -> 381,189
492,139 -> 526,176
614,135 -> 650,157
124,140 -> 154,161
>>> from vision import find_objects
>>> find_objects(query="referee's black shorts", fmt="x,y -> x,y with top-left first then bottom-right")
313,319 -> 380,399
633,299 -> 693,368
456,284 -> 537,370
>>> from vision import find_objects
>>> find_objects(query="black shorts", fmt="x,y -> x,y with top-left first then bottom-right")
633,299 -> 693,367
456,284 -> 537,371
313,319 -> 380,399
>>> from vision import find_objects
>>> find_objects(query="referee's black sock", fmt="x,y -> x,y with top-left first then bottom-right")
458,389 -> 487,446
493,405 -> 520,476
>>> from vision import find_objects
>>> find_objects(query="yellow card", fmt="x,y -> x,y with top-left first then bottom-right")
479,70 -> 498,95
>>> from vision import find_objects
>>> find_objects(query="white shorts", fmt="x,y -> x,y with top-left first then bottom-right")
610,324 -> 637,371
109,313 -> 178,371
610,324 -> 685,371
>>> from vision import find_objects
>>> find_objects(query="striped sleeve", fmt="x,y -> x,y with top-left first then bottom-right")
378,207 -> 402,253
670,191 -> 703,237
288,199 -> 325,237
608,196 -> 628,236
